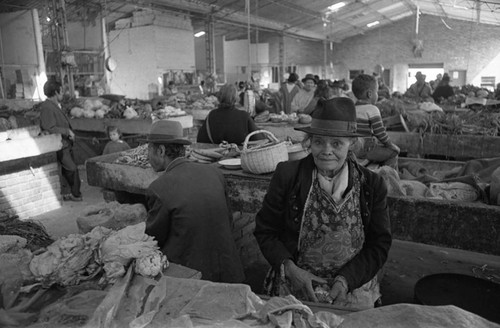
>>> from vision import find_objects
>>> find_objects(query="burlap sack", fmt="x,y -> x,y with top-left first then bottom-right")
372,166 -> 405,196
76,201 -> 147,233
399,180 -> 432,197
429,182 -> 479,202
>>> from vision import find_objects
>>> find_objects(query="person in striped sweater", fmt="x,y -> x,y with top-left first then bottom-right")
352,74 -> 400,168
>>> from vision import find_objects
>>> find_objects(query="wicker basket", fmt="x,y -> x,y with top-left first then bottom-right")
240,130 -> 289,174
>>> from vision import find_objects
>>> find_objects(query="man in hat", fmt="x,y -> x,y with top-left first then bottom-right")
144,120 -> 244,283
254,97 -> 392,308
39,80 -> 82,202
291,74 -> 317,113
404,71 -> 432,102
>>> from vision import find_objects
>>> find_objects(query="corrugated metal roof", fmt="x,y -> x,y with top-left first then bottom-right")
0,0 -> 498,41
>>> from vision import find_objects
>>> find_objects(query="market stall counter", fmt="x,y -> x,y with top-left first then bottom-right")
68,116 -> 194,165
387,131 -> 500,160
86,148 -> 500,269
70,115 -> 193,133
231,110 -> 500,159
256,124 -> 500,160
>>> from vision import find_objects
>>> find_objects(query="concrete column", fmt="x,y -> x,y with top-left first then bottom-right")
102,16 -> 111,93
32,9 -> 46,100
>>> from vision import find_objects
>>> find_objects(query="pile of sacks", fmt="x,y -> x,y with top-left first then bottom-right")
373,166 -> 479,202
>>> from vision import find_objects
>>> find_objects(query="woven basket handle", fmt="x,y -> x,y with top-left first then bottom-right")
242,130 -> 280,151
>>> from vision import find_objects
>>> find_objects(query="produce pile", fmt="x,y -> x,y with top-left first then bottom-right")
0,217 -> 53,252
63,97 -> 149,120
376,98 -> 416,117
56,94 -> 191,121
114,143 -> 241,166
376,98 -> 500,136
0,222 -> 168,327
187,95 -> 218,110
0,111 -> 18,132
186,147 -> 226,164
29,222 -> 168,287
151,106 -> 187,120
115,144 -> 150,168
253,111 -> 312,124
405,110 -> 500,136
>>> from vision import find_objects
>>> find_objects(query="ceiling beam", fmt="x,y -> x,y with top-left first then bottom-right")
433,0 -> 449,19
263,0 -> 323,20
400,0 -> 417,14
361,2 -> 393,26
120,0 -> 327,40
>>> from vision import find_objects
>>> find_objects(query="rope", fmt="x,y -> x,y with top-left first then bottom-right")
246,0 -> 251,80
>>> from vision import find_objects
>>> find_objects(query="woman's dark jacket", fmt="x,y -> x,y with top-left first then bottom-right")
254,154 -> 392,291
196,104 -> 263,145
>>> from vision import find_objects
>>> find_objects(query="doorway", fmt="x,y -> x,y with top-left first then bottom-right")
382,69 -> 391,88
407,68 -> 444,89
449,70 -> 466,87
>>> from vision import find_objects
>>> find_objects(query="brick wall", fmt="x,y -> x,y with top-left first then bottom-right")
0,154 -> 62,219
332,14 -> 500,87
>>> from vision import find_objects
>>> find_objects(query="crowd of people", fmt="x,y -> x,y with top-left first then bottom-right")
193,72 -> 402,167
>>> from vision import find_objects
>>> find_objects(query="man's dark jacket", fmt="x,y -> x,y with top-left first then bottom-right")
145,158 -> 245,283
39,99 -> 73,146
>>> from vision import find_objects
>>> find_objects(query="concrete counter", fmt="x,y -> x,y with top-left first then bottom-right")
86,153 -> 500,259
70,116 -> 193,134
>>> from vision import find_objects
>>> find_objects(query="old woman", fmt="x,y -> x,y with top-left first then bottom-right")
254,97 -> 392,308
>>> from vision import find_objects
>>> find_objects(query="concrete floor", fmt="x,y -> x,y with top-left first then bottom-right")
31,166 -> 500,309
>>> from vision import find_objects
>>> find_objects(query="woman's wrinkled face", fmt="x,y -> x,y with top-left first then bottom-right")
310,135 -> 352,174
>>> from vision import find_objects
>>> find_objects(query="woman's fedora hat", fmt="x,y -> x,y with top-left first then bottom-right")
141,120 -> 191,145
295,97 -> 363,137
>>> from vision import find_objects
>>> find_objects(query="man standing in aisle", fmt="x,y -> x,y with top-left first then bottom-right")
404,71 -> 432,102
291,74 -> 317,113
279,73 -> 300,114
40,80 -> 82,201
144,120 -> 245,283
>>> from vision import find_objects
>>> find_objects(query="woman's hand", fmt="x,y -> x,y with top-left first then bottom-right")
329,276 -> 348,304
284,260 -> 327,302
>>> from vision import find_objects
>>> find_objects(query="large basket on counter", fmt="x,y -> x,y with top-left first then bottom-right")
241,130 -> 289,174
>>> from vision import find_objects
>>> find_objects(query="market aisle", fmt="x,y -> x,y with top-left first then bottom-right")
32,165 -> 102,238
30,168 -> 500,307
